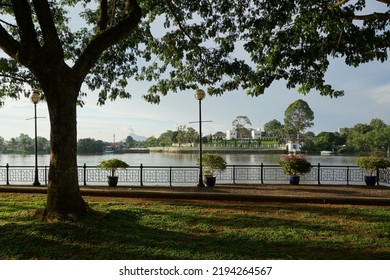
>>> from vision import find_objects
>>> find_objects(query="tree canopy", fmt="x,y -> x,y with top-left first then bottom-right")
1,1 -> 389,105
232,116 -> 252,139
263,119 -> 284,140
77,138 -> 105,154
344,118 -> 390,155
284,99 -> 314,140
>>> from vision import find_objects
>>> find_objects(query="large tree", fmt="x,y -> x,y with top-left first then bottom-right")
0,0 -> 143,219
263,119 -> 284,140
1,0 -> 389,219
284,99 -> 314,140
232,116 -> 252,139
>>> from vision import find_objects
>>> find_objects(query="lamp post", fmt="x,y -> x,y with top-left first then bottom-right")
195,89 -> 206,187
31,92 -> 41,186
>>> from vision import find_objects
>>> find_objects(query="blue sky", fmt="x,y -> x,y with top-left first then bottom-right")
1,55 -> 389,142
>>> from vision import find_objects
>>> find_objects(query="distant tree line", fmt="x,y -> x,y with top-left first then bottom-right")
0,134 -> 49,154
77,138 -> 106,154
303,118 -> 390,155
339,119 -> 390,156
263,118 -> 389,155
2,118 -> 388,156
76,126 -> 201,154
142,126 -> 200,148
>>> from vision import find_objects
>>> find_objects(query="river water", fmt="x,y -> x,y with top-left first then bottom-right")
0,153 -> 360,167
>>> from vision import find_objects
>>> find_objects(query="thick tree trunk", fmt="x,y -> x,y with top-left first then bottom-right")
43,83 -> 87,220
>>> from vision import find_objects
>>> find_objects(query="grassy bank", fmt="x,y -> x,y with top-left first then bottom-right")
1,193 -> 390,260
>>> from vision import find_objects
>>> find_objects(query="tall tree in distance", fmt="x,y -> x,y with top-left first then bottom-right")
232,116 -> 252,139
263,119 -> 284,140
176,125 -> 187,147
284,99 -> 314,140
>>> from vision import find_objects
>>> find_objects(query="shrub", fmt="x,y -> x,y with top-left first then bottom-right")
198,154 -> 227,176
278,154 -> 312,176
356,156 -> 390,176
97,158 -> 129,177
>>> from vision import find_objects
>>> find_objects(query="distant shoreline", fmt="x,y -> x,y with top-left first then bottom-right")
148,147 -> 286,154
103,147 -> 287,155
1,148 -> 286,156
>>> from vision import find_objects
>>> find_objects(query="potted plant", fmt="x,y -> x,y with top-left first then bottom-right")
197,154 -> 227,187
97,158 -> 129,187
356,156 -> 390,186
278,154 -> 312,185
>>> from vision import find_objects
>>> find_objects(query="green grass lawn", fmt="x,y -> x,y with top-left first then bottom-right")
1,193 -> 390,260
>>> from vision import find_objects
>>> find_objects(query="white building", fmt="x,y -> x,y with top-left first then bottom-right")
251,129 -> 262,140
286,141 -> 301,153
226,130 -> 238,140
227,129 -> 264,140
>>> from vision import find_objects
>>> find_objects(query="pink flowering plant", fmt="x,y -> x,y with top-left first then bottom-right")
278,154 -> 312,177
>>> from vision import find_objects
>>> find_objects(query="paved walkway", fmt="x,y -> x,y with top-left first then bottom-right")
1,184 -> 390,206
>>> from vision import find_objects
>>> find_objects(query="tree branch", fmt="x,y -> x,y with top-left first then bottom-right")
97,0 -> 109,34
330,0 -> 350,10
73,0 -> 142,80
0,72 -> 33,84
165,0 -> 194,43
164,0 -> 208,64
377,0 -> 390,5
352,12 -> 390,21
10,0 -> 40,48
109,0 -> 117,28
320,0 -> 390,21
0,25 -> 21,59
0,18 -> 17,29
31,0 -> 64,60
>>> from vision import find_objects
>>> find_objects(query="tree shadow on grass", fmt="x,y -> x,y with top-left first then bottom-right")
1,204 -> 390,260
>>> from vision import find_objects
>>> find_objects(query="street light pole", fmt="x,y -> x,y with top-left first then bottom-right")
195,89 -> 206,187
31,92 -> 41,186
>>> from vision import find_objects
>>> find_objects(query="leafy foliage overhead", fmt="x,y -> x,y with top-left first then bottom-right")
1,0 -> 389,106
